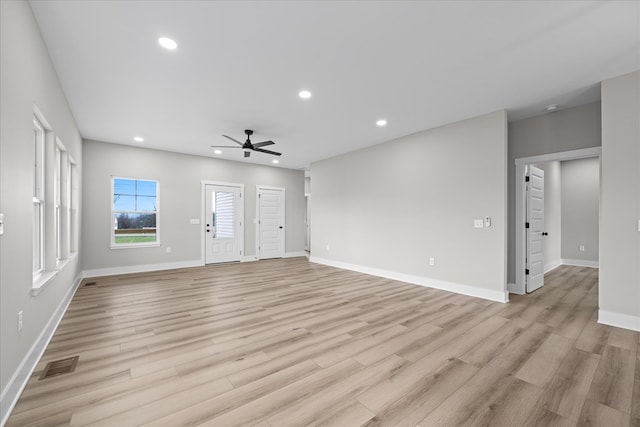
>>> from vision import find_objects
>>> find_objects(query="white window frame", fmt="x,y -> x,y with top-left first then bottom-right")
33,117 -> 45,277
111,176 -> 160,249
54,139 -> 64,263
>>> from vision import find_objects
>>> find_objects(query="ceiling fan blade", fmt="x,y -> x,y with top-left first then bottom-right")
253,147 -> 282,156
222,135 -> 244,146
210,145 -> 241,148
244,150 -> 251,158
252,140 -> 275,148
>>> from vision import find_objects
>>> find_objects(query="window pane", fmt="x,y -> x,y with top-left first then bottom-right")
114,178 -> 136,196
55,205 -> 61,261
113,194 -> 136,211
213,192 -> 234,239
33,128 -> 39,197
33,204 -> 41,272
113,212 -> 157,244
136,195 -> 157,211
136,180 -> 157,197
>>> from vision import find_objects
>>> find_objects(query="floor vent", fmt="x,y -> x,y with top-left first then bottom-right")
39,356 -> 79,380
83,281 -> 97,287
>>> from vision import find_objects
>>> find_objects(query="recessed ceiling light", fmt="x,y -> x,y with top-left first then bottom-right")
272,159 -> 279,164
158,37 -> 177,50
133,136 -> 144,142
545,104 -> 559,113
213,149 -> 222,155
298,90 -> 312,99
376,119 -> 387,127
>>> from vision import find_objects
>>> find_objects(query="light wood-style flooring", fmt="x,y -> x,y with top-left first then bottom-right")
7,258 -> 640,426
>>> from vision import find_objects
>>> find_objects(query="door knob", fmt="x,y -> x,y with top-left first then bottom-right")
279,226 -> 283,229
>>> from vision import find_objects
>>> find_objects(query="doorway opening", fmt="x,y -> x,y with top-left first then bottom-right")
511,147 -> 601,295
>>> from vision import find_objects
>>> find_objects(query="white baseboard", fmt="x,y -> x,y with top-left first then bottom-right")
561,259 -> 599,268
284,251 -> 307,259
83,259 -> 202,278
246,252 -> 307,262
598,309 -> 640,332
310,257 -> 508,303
0,273 -> 83,427
544,260 -> 563,273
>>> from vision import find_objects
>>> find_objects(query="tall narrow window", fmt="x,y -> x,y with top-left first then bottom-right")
33,118 -> 45,275
69,161 -> 79,253
54,142 -> 62,262
111,177 -> 159,247
66,157 -> 73,255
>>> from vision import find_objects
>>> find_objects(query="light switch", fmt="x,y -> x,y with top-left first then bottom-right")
474,219 -> 484,228
0,213 -> 4,235
190,218 -> 200,225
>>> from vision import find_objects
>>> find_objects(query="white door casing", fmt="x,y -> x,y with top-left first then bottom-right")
526,165 -> 545,293
203,183 -> 243,264
305,196 -> 310,252
257,186 -> 285,259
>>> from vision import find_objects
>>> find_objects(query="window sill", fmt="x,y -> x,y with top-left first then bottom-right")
32,270 -> 57,296
56,258 -> 70,271
32,254 -> 77,296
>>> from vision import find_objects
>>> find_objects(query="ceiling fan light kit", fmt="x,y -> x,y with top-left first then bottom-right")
211,129 -> 282,159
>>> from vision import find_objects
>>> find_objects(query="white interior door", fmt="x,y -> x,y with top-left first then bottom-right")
205,184 -> 243,264
258,186 -> 285,259
526,165 -> 545,293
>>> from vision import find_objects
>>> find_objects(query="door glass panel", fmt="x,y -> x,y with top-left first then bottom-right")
212,191 -> 234,239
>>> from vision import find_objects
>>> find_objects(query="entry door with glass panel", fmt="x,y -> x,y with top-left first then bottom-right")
205,184 -> 243,264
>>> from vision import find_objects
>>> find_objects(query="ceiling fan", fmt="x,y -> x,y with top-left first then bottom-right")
211,129 -> 282,158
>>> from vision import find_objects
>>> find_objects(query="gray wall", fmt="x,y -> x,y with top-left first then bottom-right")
561,158 -> 599,262
311,110 -> 507,298
82,140 -> 305,271
600,70 -> 640,322
533,161 -> 562,270
508,101 -> 601,283
0,0 -> 83,400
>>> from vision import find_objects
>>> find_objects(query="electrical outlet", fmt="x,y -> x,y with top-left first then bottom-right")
579,245 -> 585,252
326,244 -> 330,252
429,257 -> 435,266
166,246 -> 171,254
474,219 -> 484,228
17,311 -> 23,332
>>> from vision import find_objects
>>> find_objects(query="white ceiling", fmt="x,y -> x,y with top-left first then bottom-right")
30,1 -> 640,170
